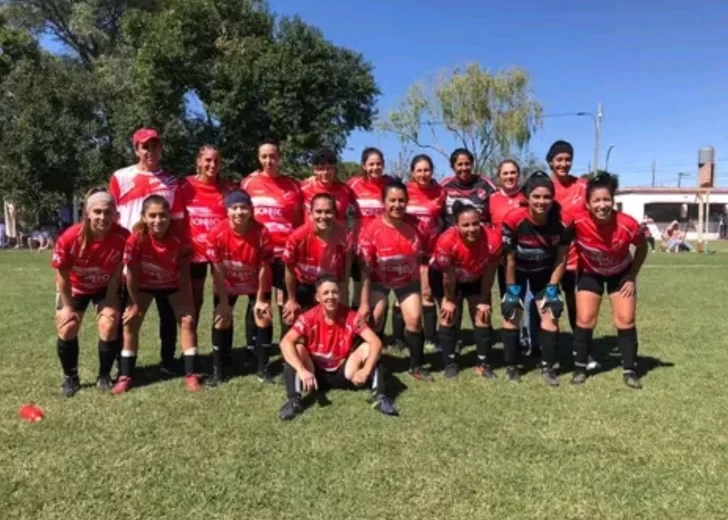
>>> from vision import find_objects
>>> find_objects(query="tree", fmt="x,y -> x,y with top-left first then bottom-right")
379,63 -> 543,176
338,161 -> 362,181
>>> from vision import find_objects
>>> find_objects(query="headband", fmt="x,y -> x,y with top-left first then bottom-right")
85,192 -> 115,212
225,190 -> 252,209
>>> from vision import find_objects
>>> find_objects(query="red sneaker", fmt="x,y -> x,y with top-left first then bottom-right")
111,376 -> 132,395
184,374 -> 201,392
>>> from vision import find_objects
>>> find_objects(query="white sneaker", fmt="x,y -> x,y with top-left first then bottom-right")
586,355 -> 600,371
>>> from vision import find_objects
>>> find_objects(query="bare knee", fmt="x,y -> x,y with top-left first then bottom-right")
179,314 -> 196,332
97,310 -> 119,340
403,311 -> 421,332
58,322 -> 80,340
613,314 -> 635,330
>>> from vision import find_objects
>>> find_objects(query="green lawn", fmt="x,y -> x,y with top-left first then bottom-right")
1,249 -> 728,519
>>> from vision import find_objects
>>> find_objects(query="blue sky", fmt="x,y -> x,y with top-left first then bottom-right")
270,0 -> 728,187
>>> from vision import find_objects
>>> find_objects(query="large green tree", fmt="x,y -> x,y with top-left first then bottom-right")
0,0 -> 378,221
379,63 -> 543,177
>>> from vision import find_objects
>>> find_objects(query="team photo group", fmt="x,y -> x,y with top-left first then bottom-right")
51,128 -> 647,421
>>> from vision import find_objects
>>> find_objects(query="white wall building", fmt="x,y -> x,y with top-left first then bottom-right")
615,187 -> 728,240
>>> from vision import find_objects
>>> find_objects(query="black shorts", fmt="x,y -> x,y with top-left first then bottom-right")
190,262 -> 212,281
350,257 -> 362,283
296,283 -> 317,309
577,271 -> 633,296
57,291 -> 107,313
429,267 -> 482,300
139,288 -> 179,298
272,258 -> 286,293
314,362 -> 353,391
212,292 -> 272,308
561,270 -> 577,294
371,280 -> 421,303
514,270 -> 552,300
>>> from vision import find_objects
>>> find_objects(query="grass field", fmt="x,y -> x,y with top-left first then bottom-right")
2,249 -> 728,519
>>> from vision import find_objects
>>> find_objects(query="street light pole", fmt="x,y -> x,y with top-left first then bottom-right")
577,102 -> 602,174
605,144 -> 615,172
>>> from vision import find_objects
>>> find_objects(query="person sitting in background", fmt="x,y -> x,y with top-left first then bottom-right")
663,221 -> 693,253
641,216 -> 656,252
28,228 -> 55,252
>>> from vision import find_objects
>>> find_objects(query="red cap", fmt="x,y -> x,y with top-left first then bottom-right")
132,128 -> 161,146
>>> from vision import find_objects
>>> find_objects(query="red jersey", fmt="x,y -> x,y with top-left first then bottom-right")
292,304 -> 369,371
108,166 -> 185,231
206,220 -> 273,295
359,215 -> 425,288
282,222 -> 352,285
178,176 -> 234,263
345,175 -> 393,228
573,212 -> 643,276
405,181 -> 446,247
52,223 -> 129,295
299,178 -> 360,228
502,206 -> 574,273
431,225 -> 502,283
552,175 -> 588,271
124,229 -> 191,290
489,189 -> 526,230
240,172 -> 303,258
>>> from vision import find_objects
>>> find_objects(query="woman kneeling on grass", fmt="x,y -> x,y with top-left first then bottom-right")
571,174 -> 647,389
278,275 -> 397,421
429,201 -> 501,379
52,188 -> 129,397
501,172 -> 573,386
113,195 -> 201,394
206,189 -> 274,386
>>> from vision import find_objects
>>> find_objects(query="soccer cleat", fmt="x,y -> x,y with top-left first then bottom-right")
541,366 -> 559,387
205,368 -> 224,388
159,360 -> 179,378
372,394 -> 398,416
279,397 -> 304,421
96,373 -> 113,391
475,364 -> 497,380
443,363 -> 458,379
111,376 -> 132,395
256,368 -> 276,385
409,367 -> 434,382
586,355 -> 601,371
389,338 -> 406,351
505,366 -> 521,383
623,371 -> 643,390
184,374 -> 201,392
61,375 -> 81,398
571,371 -> 587,385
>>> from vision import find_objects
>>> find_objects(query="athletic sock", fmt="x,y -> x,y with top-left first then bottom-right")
392,306 -> 405,341
502,329 -> 519,367
183,348 -> 198,376
617,327 -> 639,372
474,326 -> 493,365
438,325 -> 457,366
57,337 -> 79,377
256,325 -> 273,372
119,350 -> 137,377
540,329 -> 559,367
97,339 -> 117,376
423,305 -> 437,343
245,300 -> 257,350
283,364 -> 301,400
405,329 -> 424,369
572,327 -> 593,372
368,363 -> 385,395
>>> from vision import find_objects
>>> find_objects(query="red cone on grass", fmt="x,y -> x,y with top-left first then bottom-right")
19,405 -> 44,423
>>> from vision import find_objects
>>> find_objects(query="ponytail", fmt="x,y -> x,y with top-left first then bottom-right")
452,200 -> 479,223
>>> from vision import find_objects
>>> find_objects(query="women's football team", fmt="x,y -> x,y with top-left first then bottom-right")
51,131 -> 647,420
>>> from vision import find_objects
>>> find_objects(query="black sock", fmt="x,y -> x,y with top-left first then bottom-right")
256,325 -> 273,372
283,364 -> 301,400
368,363 -> 385,395
540,330 -> 559,367
573,327 -> 593,372
438,325 -> 457,366
97,339 -> 116,377
423,305 -> 437,343
405,329 -> 424,369
245,300 -> 257,349
566,296 -> 577,333
157,297 -> 177,363
392,306 -> 405,341
502,329 -> 519,367
212,327 -> 231,374
119,353 -> 137,377
57,337 -> 79,377
474,326 -> 493,365
617,327 -> 639,372
183,349 -> 197,376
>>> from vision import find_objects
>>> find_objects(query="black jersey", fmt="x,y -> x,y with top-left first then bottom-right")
441,175 -> 496,228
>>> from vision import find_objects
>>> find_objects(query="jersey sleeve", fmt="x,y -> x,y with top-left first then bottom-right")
347,309 -> 369,337
282,227 -> 301,265
433,233 -> 454,269
123,233 -> 141,267
108,174 -> 120,204
627,217 -> 644,246
486,226 -> 503,260
501,209 -> 520,252
292,311 -> 311,338
206,227 -> 222,264
51,230 -> 74,270
259,226 -> 274,264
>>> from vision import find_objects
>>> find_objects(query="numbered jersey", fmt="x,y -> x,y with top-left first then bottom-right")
52,223 -> 129,295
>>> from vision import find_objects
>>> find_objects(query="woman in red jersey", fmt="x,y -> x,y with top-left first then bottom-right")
241,138 -> 304,335
402,154 -> 445,351
299,149 -> 359,229
570,175 -> 647,389
501,172 -> 573,386
345,147 -> 393,306
52,188 -> 128,397
283,193 -> 352,323
278,275 -> 397,421
205,189 -> 275,386
179,145 -> 232,324
113,195 -> 201,394
429,201 -> 501,379
359,180 -> 432,381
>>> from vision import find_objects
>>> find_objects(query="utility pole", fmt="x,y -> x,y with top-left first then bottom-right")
651,159 -> 656,187
678,172 -> 687,187
594,102 -> 603,174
